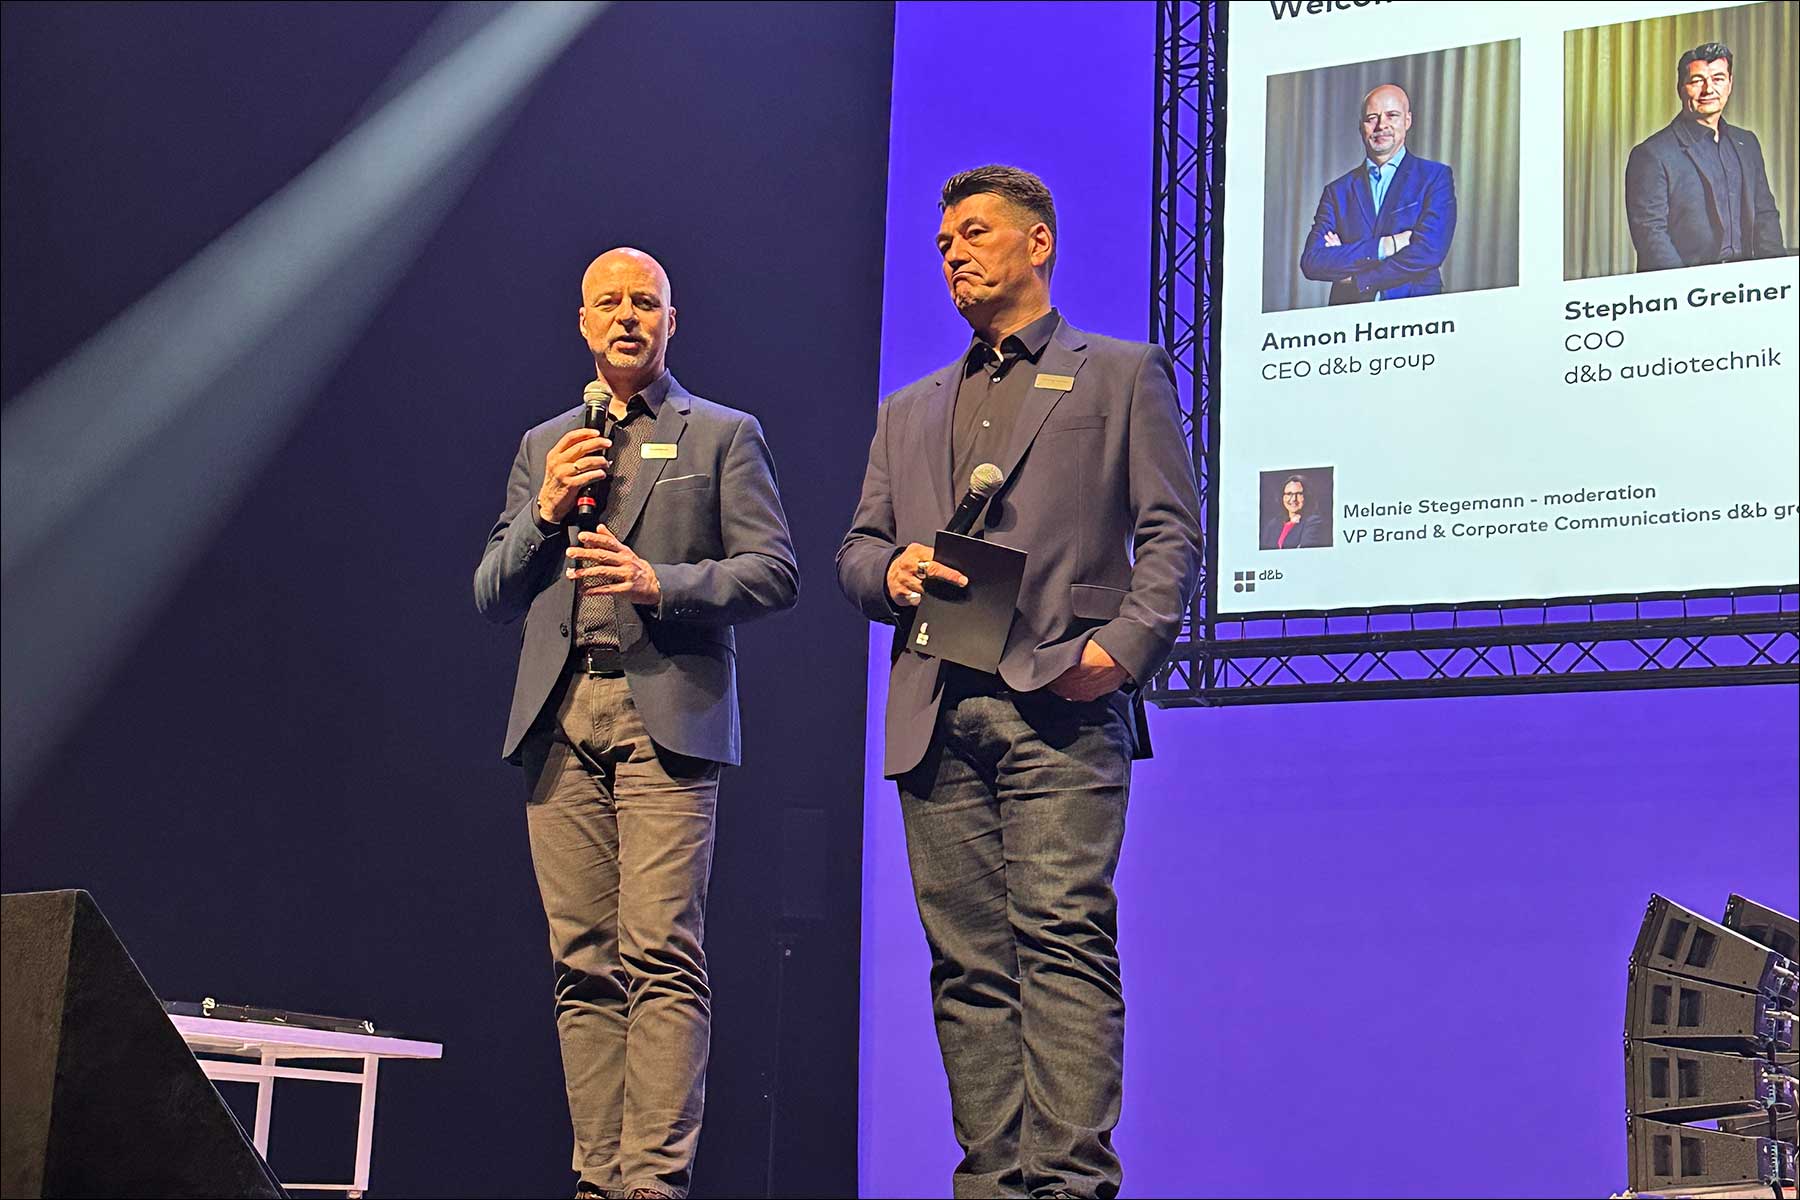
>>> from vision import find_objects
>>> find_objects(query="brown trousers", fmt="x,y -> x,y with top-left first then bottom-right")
520,671 -> 720,1199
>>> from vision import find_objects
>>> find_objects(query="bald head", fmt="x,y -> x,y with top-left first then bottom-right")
1362,84 -> 1411,115
1359,83 -> 1412,165
581,246 -> 671,305
578,246 -> 676,391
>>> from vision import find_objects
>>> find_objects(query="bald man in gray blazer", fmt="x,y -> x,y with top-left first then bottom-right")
838,167 -> 1201,1200
477,248 -> 796,1200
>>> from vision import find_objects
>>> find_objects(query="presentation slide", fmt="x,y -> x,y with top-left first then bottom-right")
1217,0 -> 1799,614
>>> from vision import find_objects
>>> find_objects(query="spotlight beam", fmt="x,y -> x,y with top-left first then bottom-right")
1,1 -> 607,808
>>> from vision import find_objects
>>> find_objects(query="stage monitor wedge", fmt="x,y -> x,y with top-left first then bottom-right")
0,889 -> 285,1198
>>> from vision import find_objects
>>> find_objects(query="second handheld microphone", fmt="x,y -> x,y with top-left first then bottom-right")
946,463 -> 1007,536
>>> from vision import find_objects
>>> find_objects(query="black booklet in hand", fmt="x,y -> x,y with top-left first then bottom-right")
909,532 -> 1027,673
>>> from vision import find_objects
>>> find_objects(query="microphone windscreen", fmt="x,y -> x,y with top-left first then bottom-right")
583,380 -> 612,409
968,462 -> 1005,498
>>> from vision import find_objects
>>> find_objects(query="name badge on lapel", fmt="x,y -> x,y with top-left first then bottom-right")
641,443 -> 677,459
1034,373 -> 1075,391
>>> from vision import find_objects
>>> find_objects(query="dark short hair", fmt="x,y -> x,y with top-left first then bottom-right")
940,165 -> 1058,273
1677,42 -> 1733,86
1282,473 -> 1308,492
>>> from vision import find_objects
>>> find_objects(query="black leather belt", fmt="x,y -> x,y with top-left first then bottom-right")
574,646 -> 625,677
941,662 -> 1010,697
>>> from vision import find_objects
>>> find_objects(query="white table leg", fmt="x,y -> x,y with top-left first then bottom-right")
350,1054 -> 379,1199
253,1048 -> 275,1155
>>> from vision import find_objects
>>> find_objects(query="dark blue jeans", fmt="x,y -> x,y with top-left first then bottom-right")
898,676 -> 1133,1199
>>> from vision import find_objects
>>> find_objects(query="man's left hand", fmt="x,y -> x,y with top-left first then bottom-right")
1322,230 -> 1341,247
567,527 -> 661,605
1049,639 -> 1130,702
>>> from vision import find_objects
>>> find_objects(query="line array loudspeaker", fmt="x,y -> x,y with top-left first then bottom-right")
1627,1116 -> 1795,1193
1631,894 -> 1797,1001
1624,893 -> 1799,1195
1626,1042 -> 1796,1122
1725,893 -> 1800,965
1625,963 -> 1794,1052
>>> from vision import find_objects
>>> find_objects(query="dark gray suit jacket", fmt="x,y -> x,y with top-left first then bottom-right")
1626,115 -> 1785,271
475,374 -> 798,765
838,317 -> 1202,778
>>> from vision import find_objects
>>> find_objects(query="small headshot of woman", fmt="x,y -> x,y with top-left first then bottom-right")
1260,472 -> 1328,550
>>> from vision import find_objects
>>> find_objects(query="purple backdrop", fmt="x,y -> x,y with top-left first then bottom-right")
859,4 -> 1800,1196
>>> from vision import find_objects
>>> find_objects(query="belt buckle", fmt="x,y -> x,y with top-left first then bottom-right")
581,647 -> 624,677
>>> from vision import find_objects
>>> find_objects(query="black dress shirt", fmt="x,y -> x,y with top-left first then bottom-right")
951,308 -> 1061,493
1713,133 -> 1745,258
575,372 -> 671,650
1675,116 -> 1747,260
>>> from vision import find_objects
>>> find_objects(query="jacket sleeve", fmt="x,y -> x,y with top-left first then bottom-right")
474,429 -> 563,625
1088,345 -> 1202,685
1300,512 -> 1328,548
651,414 -> 799,626
1626,144 -> 1684,271
836,395 -> 907,625
1350,164 -> 1457,295
1298,184 -> 1380,281
1745,133 -> 1786,259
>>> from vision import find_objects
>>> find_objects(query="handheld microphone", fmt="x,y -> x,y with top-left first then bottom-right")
576,380 -> 613,531
946,463 -> 1006,536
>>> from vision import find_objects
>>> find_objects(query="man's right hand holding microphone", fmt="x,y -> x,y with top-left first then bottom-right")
536,428 -> 612,525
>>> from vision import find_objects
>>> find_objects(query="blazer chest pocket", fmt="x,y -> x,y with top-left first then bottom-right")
654,473 -> 711,494
1070,583 -> 1127,620
1041,403 -> 1106,434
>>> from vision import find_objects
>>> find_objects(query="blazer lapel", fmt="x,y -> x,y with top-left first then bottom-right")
995,319 -> 1089,485
1350,166 -> 1376,230
609,375 -> 691,542
1372,152 -> 1414,226
1724,120 -> 1756,235
914,361 -> 962,526
1677,121 -> 1728,232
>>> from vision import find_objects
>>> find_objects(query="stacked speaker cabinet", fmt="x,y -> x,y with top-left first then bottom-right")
1625,894 -> 1798,1196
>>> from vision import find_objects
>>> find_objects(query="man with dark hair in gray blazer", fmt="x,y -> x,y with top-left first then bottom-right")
476,247 -> 797,1200
838,167 -> 1202,1199
1626,41 -> 1787,271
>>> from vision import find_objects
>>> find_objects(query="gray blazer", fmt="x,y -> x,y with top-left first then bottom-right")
475,374 -> 798,765
1626,115 -> 1785,271
838,317 -> 1202,778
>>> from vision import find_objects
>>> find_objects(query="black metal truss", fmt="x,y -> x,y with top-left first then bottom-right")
1154,605 -> 1800,706
1143,0 -> 1799,706
1150,0 -> 1216,652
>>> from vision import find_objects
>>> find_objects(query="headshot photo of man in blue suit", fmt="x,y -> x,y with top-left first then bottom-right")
1298,84 -> 1459,305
